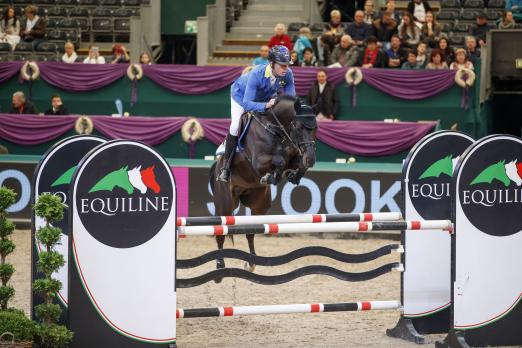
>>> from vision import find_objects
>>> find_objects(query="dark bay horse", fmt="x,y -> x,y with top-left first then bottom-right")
209,96 -> 317,281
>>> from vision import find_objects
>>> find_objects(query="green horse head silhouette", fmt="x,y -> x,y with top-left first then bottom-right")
470,160 -> 510,187
88,166 -> 134,194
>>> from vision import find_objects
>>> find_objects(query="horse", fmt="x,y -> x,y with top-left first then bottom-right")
209,96 -> 317,282
140,165 -> 161,193
128,166 -> 148,194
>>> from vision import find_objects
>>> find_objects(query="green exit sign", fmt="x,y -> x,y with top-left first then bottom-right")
516,59 -> 522,69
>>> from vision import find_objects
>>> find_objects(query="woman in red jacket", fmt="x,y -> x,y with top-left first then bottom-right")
268,23 -> 293,50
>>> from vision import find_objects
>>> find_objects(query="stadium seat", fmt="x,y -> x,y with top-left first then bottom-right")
122,0 -> 142,5
79,0 -> 98,5
441,21 -> 454,32
55,41 -> 66,53
310,22 -> 325,33
75,17 -> 90,30
453,22 -> 472,31
56,0 -> 77,5
47,29 -> 68,41
487,0 -> 505,7
90,7 -> 113,17
441,0 -> 461,8
92,18 -> 112,32
288,22 -> 308,32
69,7 -> 90,17
449,33 -> 466,45
47,7 -> 69,17
460,9 -> 480,20
33,53 -> 57,62
102,0 -> 119,6
114,18 -> 130,32
14,42 -> 33,52
438,9 -> 460,20
463,0 -> 485,7
113,7 -> 135,17
11,54 -> 32,61
46,18 -> 59,28
0,42 -> 11,53
67,29 -> 80,44
486,10 -> 502,20
58,18 -> 79,29
36,41 -> 57,52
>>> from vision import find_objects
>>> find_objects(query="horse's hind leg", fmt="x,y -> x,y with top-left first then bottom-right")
244,187 -> 271,272
215,235 -> 226,283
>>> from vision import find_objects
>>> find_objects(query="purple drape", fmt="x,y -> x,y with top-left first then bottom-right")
0,114 -> 436,156
292,67 -> 347,96
362,68 -> 456,100
0,62 -> 24,84
142,65 -> 242,95
0,114 -> 74,145
38,62 -> 128,91
91,116 -> 188,145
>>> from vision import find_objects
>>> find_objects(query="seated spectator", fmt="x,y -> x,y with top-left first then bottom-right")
321,10 -> 346,63
357,36 -> 387,68
450,48 -> 474,70
470,13 -> 490,46
421,11 -> 442,48
466,36 -> 481,64
111,44 -> 130,64
308,70 -> 339,122
373,11 -> 398,45
0,6 -> 21,49
252,45 -> 269,65
386,34 -> 408,68
290,50 -> 300,66
8,91 -> 38,114
84,45 -> 105,64
347,10 -> 373,46
398,12 -> 421,48
329,34 -> 359,67
505,0 -> 522,11
426,49 -> 449,69
416,41 -> 429,67
499,11 -> 516,29
408,0 -> 432,24
402,50 -> 423,69
437,37 -> 454,64
45,95 -> 69,115
364,0 -> 378,24
20,5 -> 46,50
61,41 -> 77,63
139,52 -> 153,65
385,0 -> 402,23
294,27 -> 313,61
301,47 -> 318,67
268,23 -> 293,50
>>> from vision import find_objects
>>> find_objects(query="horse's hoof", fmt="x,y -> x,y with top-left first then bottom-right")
214,277 -> 224,284
244,262 -> 256,273
260,176 -> 268,185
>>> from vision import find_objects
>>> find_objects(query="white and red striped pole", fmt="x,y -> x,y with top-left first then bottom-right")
177,220 -> 453,236
176,212 -> 402,227
176,300 -> 401,318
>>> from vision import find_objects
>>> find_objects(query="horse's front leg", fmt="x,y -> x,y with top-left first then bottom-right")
245,234 -> 256,272
214,235 -> 226,283
259,154 -> 286,185
245,190 -> 271,272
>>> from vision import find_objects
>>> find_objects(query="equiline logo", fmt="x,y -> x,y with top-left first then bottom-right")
463,160 -> 522,207
411,155 -> 459,200
75,142 -> 174,248
51,165 -> 76,187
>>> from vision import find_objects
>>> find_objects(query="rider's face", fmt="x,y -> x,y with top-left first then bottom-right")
273,63 -> 288,77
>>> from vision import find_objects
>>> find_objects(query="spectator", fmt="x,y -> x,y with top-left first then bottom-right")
0,6 -> 20,49
252,45 -> 269,65
438,37 -> 454,64
386,34 -> 408,68
373,11 -> 398,45
20,5 -> 46,49
426,49 -> 449,69
329,34 -> 359,67
416,41 -> 429,67
469,13 -> 490,46
61,41 -> 77,63
139,52 -> 153,65
290,50 -> 300,66
499,11 -> 516,29
408,0 -> 432,24
402,50 -> 423,69
466,36 -> 481,64
505,0 -> 522,11
8,91 -> 38,114
308,70 -> 339,121
421,11 -> 442,48
268,23 -> 293,50
301,47 -> 318,67
294,27 -> 313,61
321,10 -> 346,63
398,12 -> 421,48
83,45 -> 105,64
450,48 -> 474,70
385,0 -> 402,23
357,36 -> 387,68
45,95 -> 69,115
364,0 -> 378,24
347,10 -> 373,46
111,44 -> 130,64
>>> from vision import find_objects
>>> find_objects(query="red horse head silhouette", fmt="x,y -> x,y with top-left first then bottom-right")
140,165 -> 161,194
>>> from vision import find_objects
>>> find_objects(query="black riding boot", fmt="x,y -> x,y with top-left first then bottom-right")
217,134 -> 238,182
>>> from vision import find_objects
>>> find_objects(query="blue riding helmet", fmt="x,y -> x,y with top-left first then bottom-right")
269,45 -> 291,65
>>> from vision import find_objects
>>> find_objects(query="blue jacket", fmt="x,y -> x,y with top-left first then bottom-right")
231,63 -> 296,112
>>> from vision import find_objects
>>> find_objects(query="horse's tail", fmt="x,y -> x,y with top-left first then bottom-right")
209,161 -> 217,195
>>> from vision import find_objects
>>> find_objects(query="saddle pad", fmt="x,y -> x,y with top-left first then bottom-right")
215,113 -> 253,156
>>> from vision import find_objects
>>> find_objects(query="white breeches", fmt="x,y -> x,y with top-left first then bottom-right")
230,97 -> 244,136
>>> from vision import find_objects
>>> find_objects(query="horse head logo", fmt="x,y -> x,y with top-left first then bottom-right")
89,166 -> 135,194
128,166 -> 147,194
140,165 -> 161,194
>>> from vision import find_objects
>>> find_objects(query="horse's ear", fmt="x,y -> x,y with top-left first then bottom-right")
136,165 -> 142,170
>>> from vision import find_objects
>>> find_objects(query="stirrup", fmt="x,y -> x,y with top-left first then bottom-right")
217,168 -> 231,182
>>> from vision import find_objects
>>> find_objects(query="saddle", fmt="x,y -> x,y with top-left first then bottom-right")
215,112 -> 253,156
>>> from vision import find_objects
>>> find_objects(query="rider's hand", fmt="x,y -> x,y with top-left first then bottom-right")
265,98 -> 276,110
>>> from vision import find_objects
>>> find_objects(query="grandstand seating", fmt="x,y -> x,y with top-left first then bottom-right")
0,0 -> 142,61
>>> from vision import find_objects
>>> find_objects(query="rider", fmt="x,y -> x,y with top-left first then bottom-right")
217,45 -> 297,182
